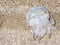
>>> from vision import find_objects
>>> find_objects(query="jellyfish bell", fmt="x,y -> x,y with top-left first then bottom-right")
26,6 -> 50,26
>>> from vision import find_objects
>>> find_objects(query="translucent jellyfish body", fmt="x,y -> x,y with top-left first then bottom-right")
26,6 -> 57,40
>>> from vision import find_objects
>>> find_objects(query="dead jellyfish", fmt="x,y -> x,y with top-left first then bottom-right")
26,6 -> 57,40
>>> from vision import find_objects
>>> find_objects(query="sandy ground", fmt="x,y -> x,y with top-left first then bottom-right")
0,0 -> 60,45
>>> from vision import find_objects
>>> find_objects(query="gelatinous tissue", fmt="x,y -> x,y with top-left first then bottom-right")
26,6 -> 57,40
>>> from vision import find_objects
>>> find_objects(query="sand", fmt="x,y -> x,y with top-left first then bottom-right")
0,0 -> 60,45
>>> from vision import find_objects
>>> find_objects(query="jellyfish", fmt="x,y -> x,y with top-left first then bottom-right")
26,6 -> 57,40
